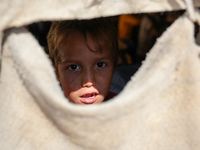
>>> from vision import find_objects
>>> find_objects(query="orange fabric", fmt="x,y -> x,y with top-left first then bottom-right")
118,14 -> 141,40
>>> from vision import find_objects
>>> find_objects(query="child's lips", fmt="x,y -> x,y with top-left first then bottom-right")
80,92 -> 98,104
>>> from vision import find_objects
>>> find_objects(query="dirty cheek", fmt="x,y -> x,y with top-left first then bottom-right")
66,72 -> 80,88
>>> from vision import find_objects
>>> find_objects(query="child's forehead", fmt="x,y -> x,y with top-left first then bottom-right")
58,44 -> 113,64
58,31 -> 113,62
59,31 -> 111,51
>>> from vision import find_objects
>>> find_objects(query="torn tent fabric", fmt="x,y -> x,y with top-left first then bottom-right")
0,0 -> 200,30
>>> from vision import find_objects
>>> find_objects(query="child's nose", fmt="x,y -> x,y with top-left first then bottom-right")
81,68 -> 95,87
82,82 -> 94,87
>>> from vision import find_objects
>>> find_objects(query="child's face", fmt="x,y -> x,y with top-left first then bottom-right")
57,32 -> 114,104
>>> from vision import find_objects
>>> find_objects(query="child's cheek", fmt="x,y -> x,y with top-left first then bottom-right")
65,71 -> 80,83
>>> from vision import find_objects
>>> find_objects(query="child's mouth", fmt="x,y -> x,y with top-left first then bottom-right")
80,93 -> 98,104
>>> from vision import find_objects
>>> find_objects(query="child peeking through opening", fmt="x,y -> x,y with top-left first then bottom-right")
47,18 -> 118,104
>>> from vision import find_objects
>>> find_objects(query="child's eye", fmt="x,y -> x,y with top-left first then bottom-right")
68,64 -> 80,71
96,62 -> 106,68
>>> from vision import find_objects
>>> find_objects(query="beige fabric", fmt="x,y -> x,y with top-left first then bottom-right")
1,0 -> 200,149
1,12 -> 200,149
0,0 -> 200,30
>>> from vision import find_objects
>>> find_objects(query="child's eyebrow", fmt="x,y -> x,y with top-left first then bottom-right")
90,57 -> 112,63
97,57 -> 112,61
58,58 -> 76,64
97,55 -> 113,60
58,56 -> 113,64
